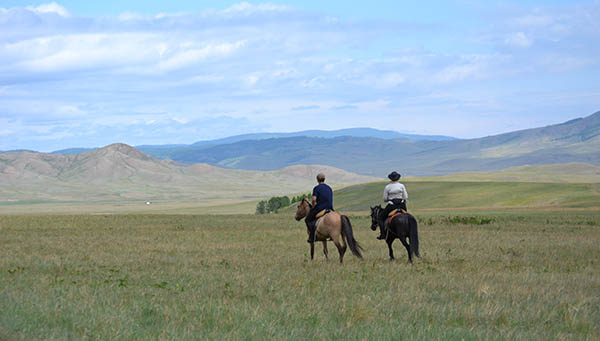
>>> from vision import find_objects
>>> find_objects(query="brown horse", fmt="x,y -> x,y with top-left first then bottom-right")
294,198 -> 363,263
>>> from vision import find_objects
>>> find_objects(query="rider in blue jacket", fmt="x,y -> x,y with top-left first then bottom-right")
305,173 -> 333,243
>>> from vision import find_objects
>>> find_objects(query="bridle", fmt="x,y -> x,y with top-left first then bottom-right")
370,206 -> 381,231
295,198 -> 312,221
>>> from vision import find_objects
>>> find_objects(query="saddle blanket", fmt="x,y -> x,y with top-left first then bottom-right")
386,209 -> 407,227
315,209 -> 331,219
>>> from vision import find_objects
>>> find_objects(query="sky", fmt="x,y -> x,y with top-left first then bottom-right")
1,0 -> 599,151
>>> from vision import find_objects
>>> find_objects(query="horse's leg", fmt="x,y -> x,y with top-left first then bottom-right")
332,235 -> 345,264
386,237 -> 395,260
399,236 -> 412,263
322,241 -> 329,260
340,230 -> 348,264
310,242 -> 315,260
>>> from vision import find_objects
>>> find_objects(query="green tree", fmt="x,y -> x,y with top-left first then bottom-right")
257,195 -> 292,214
267,197 -> 281,213
255,200 -> 267,214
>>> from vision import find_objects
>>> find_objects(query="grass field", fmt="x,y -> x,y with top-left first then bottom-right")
1,210 -> 599,339
334,181 -> 600,211
2,180 -> 599,215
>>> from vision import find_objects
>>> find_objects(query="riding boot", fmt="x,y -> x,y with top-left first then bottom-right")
307,221 -> 317,243
377,226 -> 386,240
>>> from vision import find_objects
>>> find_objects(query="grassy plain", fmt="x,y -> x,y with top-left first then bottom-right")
334,181 -> 600,211
1,211 -> 599,339
2,180 -> 599,215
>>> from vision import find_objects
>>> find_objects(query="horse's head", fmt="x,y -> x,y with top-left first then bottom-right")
294,198 -> 312,221
369,205 -> 381,231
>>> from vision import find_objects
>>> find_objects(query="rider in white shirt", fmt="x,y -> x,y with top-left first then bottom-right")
377,171 -> 408,239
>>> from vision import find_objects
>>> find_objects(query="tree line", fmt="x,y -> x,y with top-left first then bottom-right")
256,193 -> 312,214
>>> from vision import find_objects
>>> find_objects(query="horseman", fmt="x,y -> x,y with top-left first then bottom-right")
377,171 -> 408,240
305,173 -> 334,243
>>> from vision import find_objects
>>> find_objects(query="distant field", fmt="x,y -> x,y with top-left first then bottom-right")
334,181 -> 600,211
404,163 -> 600,184
2,180 -> 599,215
1,211 -> 598,339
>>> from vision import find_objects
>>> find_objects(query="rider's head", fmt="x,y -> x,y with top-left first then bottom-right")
388,171 -> 401,182
316,173 -> 326,183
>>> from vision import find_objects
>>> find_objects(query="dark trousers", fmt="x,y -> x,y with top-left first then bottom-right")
306,206 -> 319,224
381,200 -> 407,218
306,207 -> 333,242
305,207 -> 319,242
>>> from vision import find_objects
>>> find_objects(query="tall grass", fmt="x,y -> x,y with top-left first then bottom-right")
1,211 -> 599,339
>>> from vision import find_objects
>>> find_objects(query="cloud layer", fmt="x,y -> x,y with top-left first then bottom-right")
1,1 -> 599,151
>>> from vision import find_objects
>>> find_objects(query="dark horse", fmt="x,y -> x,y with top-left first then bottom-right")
295,198 -> 363,263
370,205 -> 420,263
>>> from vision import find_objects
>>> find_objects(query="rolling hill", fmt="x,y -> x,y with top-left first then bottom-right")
2,144 -> 599,214
46,111 -> 600,177
137,110 -> 600,176
330,181 -> 600,211
0,143 -> 377,211
404,163 -> 600,183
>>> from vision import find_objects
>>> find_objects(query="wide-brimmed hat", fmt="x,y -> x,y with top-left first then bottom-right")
388,171 -> 401,181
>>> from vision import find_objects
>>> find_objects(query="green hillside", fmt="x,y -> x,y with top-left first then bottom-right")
136,111 -> 600,176
332,181 -> 600,211
404,163 -> 600,183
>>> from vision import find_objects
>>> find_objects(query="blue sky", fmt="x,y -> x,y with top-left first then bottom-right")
1,0 -> 599,151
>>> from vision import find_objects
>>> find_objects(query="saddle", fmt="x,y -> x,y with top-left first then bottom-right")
315,209 -> 331,219
388,208 -> 407,217
385,209 -> 407,226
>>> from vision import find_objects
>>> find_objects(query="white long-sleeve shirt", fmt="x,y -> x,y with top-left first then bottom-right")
383,182 -> 408,204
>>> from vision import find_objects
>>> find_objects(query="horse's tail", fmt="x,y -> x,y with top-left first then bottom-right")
341,215 -> 363,259
408,214 -> 420,258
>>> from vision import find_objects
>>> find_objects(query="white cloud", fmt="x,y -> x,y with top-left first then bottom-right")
159,41 -> 247,71
504,32 -> 532,48
379,72 -> 406,88
118,12 -> 146,21
26,2 -> 70,17
1,33 -> 247,74
4,34 -> 155,72
58,105 -> 86,117
432,55 -> 497,84
222,2 -> 294,15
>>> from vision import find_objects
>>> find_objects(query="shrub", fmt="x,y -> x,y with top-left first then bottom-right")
256,196 -> 292,214
445,216 -> 496,225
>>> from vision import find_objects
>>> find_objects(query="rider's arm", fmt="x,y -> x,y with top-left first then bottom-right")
382,185 -> 389,202
312,195 -> 317,207
401,184 -> 408,200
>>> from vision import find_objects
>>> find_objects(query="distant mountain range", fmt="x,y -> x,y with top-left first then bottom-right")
0,143 -> 376,205
25,110 -> 600,176
187,128 -> 457,146
142,111 -> 600,176
50,128 -> 456,155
